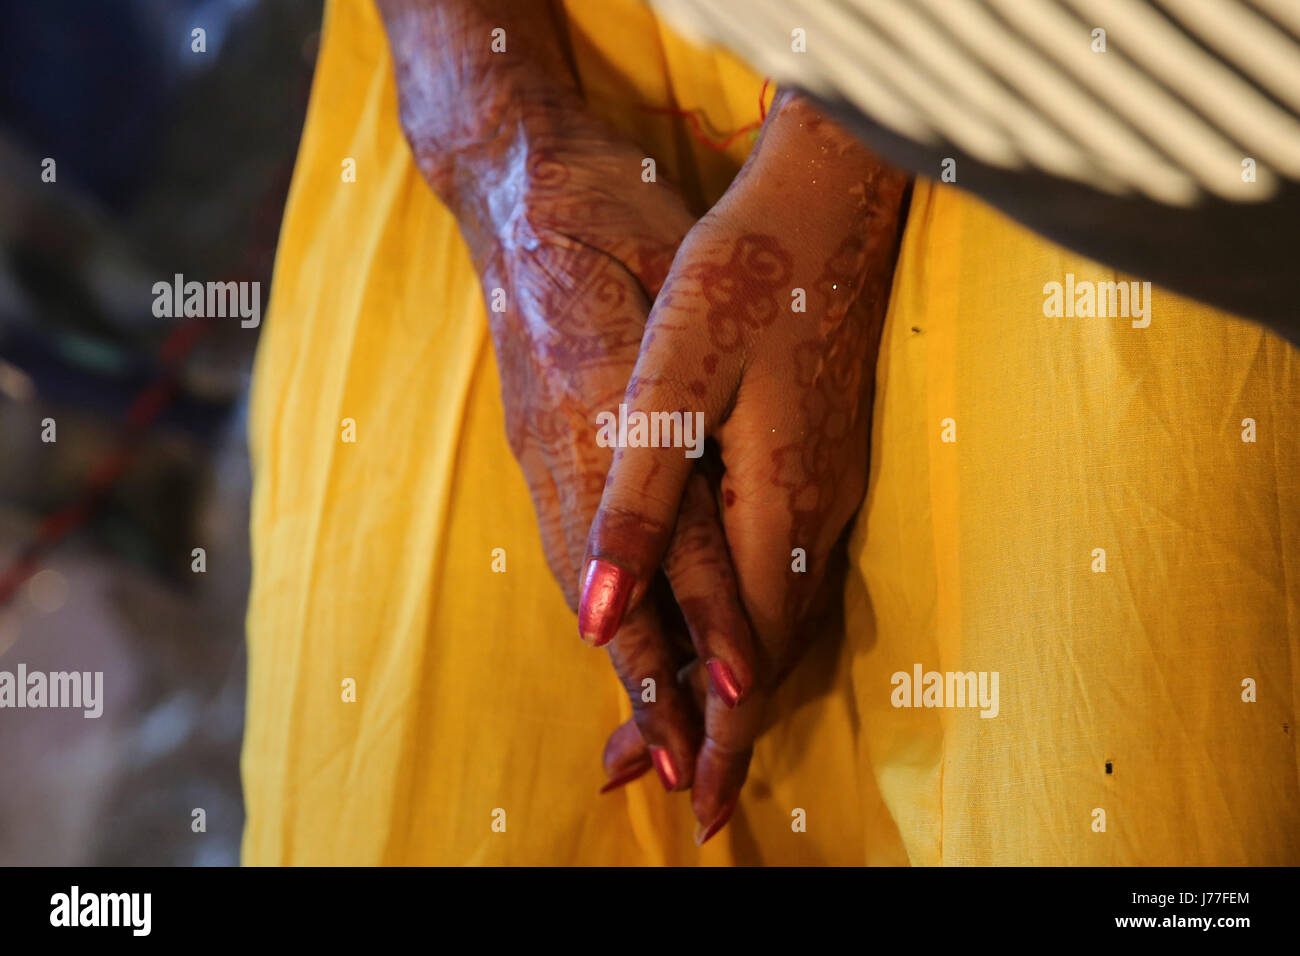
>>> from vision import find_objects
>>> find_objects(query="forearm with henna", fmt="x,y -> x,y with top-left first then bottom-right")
375,0 -> 576,211
377,0 -> 681,283
381,1 -> 761,789
378,0 -> 698,597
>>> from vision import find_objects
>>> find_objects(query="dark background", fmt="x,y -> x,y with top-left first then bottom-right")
0,0 -> 323,865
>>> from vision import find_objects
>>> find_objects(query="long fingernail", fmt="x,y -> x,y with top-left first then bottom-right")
578,558 -> 633,648
648,746 -> 680,791
706,659 -> 743,708
599,757 -> 653,794
694,797 -> 738,846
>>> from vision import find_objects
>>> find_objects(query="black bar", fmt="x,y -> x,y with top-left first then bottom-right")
1,865 -> 1287,941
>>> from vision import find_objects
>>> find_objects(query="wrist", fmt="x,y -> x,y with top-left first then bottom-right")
430,99 -> 592,265
412,84 -> 579,193
378,0 -> 584,230
724,92 -> 904,249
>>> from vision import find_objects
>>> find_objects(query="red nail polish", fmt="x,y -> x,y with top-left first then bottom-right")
599,758 -> 653,794
578,558 -> 633,647
706,659 -> 743,707
694,797 -> 738,846
648,746 -> 679,791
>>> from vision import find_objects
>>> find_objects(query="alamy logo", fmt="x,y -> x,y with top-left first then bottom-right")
0,664 -> 103,718
891,664 -> 999,718
595,403 -> 705,459
50,886 -> 150,936
1043,273 -> 1152,328
152,273 -> 260,328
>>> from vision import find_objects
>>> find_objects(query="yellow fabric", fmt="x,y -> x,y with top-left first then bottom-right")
857,180 -> 1300,864
243,0 -> 1300,864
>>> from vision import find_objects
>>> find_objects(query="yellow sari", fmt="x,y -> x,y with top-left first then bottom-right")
242,0 -> 1300,864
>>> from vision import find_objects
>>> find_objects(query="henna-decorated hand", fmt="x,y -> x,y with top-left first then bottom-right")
379,0 -> 758,793
581,92 -> 909,842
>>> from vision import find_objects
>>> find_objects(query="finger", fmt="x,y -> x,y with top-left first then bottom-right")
678,657 -> 709,711
600,657 -> 709,792
691,664 -> 767,844
578,238 -> 743,647
662,471 -> 757,708
605,596 -> 701,791
599,720 -> 652,794
673,656 -> 769,845
610,653 -> 767,847
690,537 -> 856,840
682,436 -> 864,841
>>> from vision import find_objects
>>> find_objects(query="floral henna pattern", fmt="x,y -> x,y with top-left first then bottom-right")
644,121 -> 904,635
657,233 -> 794,354
634,156 -> 902,635
774,169 -> 907,624
631,156 -> 902,640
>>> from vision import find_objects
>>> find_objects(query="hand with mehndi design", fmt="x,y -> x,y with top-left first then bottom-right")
378,0 -> 757,794
582,91 -> 909,843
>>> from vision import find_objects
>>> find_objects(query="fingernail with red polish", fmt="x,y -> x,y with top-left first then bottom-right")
694,797 -> 738,846
599,757 -> 653,794
648,746 -> 680,791
706,658 -> 743,708
578,558 -> 633,648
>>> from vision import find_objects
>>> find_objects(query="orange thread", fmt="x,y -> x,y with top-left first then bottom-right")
640,77 -> 771,152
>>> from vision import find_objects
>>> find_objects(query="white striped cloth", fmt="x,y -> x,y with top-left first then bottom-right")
650,0 -> 1300,208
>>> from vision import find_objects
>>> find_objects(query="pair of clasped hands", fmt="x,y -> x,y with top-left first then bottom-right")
380,0 -> 906,845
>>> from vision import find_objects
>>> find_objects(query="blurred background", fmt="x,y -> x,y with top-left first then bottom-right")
0,0 -> 323,864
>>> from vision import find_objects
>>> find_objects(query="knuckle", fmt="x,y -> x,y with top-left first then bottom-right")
592,500 -> 674,548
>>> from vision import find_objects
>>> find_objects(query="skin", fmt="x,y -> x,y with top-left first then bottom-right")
378,0 -> 748,790
378,0 -> 908,841
585,91 -> 908,837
